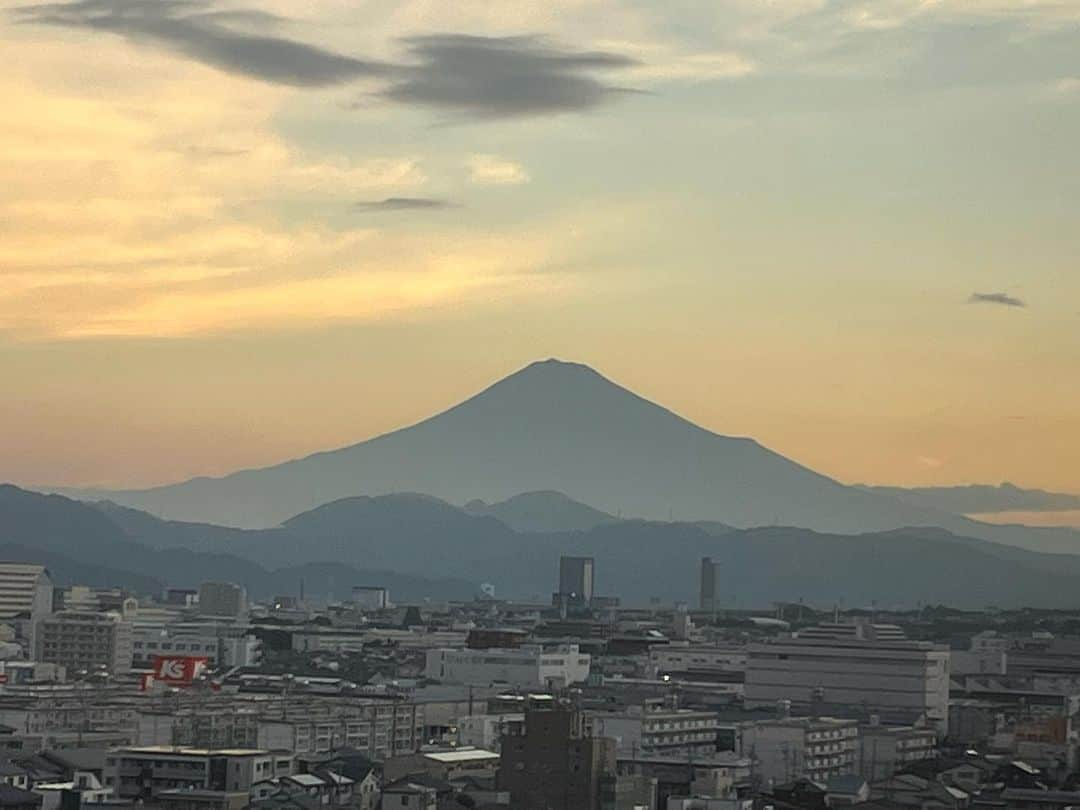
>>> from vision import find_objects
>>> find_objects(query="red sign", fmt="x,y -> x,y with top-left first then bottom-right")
151,655 -> 209,685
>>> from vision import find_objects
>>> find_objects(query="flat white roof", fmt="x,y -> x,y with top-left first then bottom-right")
424,750 -> 499,763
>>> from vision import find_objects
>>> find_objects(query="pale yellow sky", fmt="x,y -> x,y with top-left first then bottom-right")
1,0 -> 1078,493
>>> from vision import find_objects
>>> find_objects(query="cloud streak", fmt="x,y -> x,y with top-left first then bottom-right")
354,197 -> 457,212
969,291 -> 1026,308
14,0 -> 387,87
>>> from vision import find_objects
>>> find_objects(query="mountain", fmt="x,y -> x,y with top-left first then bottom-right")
43,361 -> 1080,554
860,482 -> 1080,515
44,360 -> 1057,542
8,484 -> 1080,608
0,486 -> 476,602
464,491 -> 618,533
75,489 -> 1080,609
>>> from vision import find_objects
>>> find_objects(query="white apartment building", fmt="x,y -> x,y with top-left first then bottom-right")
0,564 -> 53,621
138,700 -> 425,760
740,716 -> 859,786
424,644 -> 590,688
745,621 -> 951,733
591,699 -> 720,756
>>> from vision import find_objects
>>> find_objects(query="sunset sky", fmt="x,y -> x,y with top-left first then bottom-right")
2,0 -> 1078,492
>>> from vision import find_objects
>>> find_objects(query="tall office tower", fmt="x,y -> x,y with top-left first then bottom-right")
558,556 -> 595,606
498,704 -> 616,810
699,557 -> 719,612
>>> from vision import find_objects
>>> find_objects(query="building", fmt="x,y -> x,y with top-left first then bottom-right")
350,588 -> 388,611
104,747 -> 289,802
383,748 -> 499,784
856,722 -> 936,781
0,565 -> 53,633
559,557 -> 595,607
745,620 -> 951,733
591,698 -> 721,757
424,644 -> 590,688
498,704 -> 616,810
649,645 -> 746,681
456,713 -> 525,751
33,611 -> 133,675
138,699 -> 425,760
197,584 -> 247,619
700,558 -> 719,613
131,627 -> 261,669
740,716 -> 859,785
0,565 -> 53,622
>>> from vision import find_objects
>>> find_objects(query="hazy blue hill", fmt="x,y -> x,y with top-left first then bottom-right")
463,490 -> 618,533
54,360 -> 1019,540
860,482 -> 1080,515
0,486 -> 476,602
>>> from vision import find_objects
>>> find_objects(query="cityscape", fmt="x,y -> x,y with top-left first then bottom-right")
3,0 -> 1079,809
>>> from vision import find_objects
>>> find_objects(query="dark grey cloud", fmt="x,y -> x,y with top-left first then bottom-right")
15,3 -> 641,119
14,0 -> 387,87
354,197 -> 457,212
969,292 -> 1026,308
382,35 -> 640,119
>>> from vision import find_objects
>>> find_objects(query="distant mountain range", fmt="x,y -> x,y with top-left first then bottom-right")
45,359 -> 1080,555
5,483 -> 1080,609
0,485 -> 476,602
859,482 -> 1080,515
464,490 -> 618,533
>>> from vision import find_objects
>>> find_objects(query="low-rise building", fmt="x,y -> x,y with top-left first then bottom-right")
740,716 -> 859,786
104,746 -> 289,802
857,722 -> 937,781
591,699 -> 720,757
424,644 -> 590,688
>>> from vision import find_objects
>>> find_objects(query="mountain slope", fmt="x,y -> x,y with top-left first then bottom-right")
464,490 -> 618,533
860,482 -> 1080,515
47,360 -> 1080,554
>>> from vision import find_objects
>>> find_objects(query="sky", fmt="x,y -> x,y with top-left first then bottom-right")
1,0 -> 1078,494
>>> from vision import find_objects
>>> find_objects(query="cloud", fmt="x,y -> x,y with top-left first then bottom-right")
354,197 -> 457,212
969,291 -> 1026,308
467,154 -> 530,185
380,34 -> 640,119
15,3 -> 643,119
14,0 -> 388,87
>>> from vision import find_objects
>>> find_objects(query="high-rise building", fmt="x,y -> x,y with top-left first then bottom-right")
558,556 -> 594,606
699,557 -> 719,612
498,703 -> 616,810
34,610 -> 133,675
198,582 -> 248,619
0,563 -> 53,620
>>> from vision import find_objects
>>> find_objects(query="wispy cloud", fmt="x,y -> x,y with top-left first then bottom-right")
354,197 -> 457,212
14,0 -> 388,87
969,291 -> 1026,308
467,155 -> 530,185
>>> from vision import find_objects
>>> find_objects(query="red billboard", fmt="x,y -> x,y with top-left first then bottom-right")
150,655 -> 209,685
